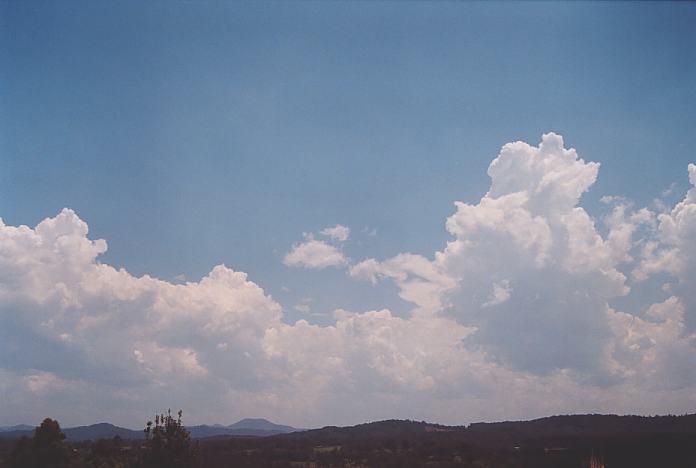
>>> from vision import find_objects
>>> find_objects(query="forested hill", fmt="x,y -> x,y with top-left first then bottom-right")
283,419 -> 463,440
2,414 -> 696,467
2,413 -> 695,443
193,414 -> 696,467
467,414 -> 696,439
279,414 -> 696,446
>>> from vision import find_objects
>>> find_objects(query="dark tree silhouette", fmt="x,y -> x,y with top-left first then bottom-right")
6,418 -> 74,468
87,435 -> 127,468
139,409 -> 196,468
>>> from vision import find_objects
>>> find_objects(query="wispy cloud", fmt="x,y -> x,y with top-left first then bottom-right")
320,224 -> 350,242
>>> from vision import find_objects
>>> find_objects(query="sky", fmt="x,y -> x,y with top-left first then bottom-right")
1,1 -> 696,429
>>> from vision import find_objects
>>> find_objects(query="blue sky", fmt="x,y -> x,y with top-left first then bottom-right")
1,1 -> 696,427
3,1 -> 694,320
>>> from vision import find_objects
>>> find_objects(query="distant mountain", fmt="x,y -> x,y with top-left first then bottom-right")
187,418 -> 301,438
64,423 -> 144,441
228,418 -> 297,433
0,423 -> 144,441
0,425 -> 33,432
0,418 -> 301,441
284,419 -> 463,442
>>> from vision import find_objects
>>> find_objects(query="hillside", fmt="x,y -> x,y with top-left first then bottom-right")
195,414 -> 696,467
2,414 -> 696,467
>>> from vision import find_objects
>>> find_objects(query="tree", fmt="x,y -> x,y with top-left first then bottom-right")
138,409 -> 196,468
87,435 -> 127,468
6,418 -> 75,468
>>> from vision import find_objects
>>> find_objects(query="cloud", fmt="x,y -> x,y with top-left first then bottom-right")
283,236 -> 348,269
482,280 -> 511,308
284,225 -> 351,270
2,135 -> 696,428
349,133 -> 693,381
0,208 -> 284,423
294,298 -> 312,314
633,163 -> 696,331
320,224 -> 350,242
350,253 -> 456,313
606,297 -> 696,390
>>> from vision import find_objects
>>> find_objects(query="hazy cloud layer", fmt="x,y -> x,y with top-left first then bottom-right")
2,134 -> 695,428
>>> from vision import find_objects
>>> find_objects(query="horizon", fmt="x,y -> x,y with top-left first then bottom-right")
2,1 -> 696,429
5,411 -> 696,434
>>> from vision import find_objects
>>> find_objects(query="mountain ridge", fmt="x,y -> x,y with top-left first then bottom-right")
0,425 -> 33,433
0,418 -> 303,441
3,413 -> 695,442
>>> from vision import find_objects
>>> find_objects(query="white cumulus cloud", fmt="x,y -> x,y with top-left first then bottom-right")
349,133 -> 694,382
2,135 -> 696,428
283,236 -> 348,269
320,224 -> 350,242
284,225 -> 351,270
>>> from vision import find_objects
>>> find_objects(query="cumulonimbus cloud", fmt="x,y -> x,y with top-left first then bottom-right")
2,134 -> 695,428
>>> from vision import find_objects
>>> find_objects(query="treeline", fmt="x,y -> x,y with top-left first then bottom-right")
2,414 -> 696,467
1,410 -> 196,468
194,419 -> 696,468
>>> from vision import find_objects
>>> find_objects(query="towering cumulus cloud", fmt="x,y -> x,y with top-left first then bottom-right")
354,133 -> 630,375
2,134 -> 695,427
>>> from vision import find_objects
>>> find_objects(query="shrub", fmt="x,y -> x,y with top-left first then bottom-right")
139,409 -> 196,468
